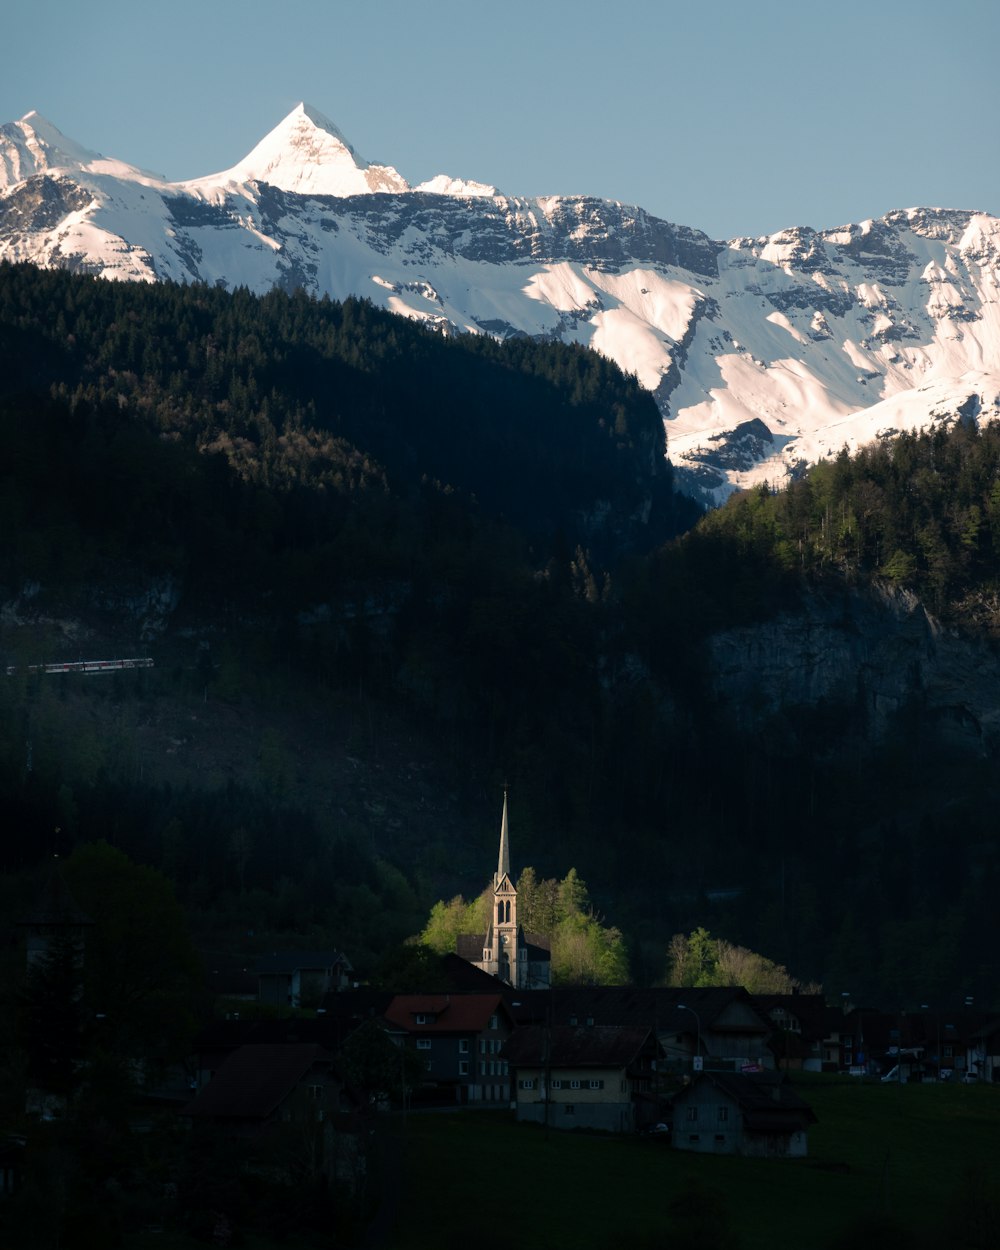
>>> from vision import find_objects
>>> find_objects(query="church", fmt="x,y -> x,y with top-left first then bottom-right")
456,790 -> 551,989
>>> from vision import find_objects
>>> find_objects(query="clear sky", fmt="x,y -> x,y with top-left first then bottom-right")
4,0 -> 998,241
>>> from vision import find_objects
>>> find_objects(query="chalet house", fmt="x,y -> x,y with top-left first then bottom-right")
382,994 -> 515,1103
753,993 -> 835,1072
255,950 -> 354,1008
969,1019 -> 1000,1082
671,1071 -> 816,1158
507,986 -> 773,1074
502,1024 -> 661,1133
0,1134 -> 25,1199
182,1042 -> 340,1132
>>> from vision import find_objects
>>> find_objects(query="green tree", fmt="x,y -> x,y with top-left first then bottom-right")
664,927 -> 811,994
339,1019 -> 422,1105
61,841 -> 203,1068
419,891 -> 490,955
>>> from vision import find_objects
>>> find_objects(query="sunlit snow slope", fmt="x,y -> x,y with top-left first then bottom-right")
2,105 -> 998,502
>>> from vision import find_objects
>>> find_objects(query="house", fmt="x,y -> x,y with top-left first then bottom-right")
670,1071 -> 816,1157
968,1019 -> 1000,1082
0,1135 -> 25,1198
382,993 -> 515,1103
753,993 -> 836,1072
16,857 -> 93,971
182,1042 -> 340,1131
255,950 -> 354,1008
456,791 -> 551,990
502,1024 -> 661,1133
506,986 -> 774,1073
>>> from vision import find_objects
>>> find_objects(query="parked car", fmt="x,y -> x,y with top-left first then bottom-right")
961,1072 -> 979,1084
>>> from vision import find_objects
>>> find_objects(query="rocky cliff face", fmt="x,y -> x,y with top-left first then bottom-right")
708,584 -> 1000,758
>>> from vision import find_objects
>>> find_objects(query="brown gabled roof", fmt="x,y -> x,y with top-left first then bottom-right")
383,993 -> 508,1034
502,1024 -> 654,1069
676,1071 -> 817,1132
183,1043 -> 333,1120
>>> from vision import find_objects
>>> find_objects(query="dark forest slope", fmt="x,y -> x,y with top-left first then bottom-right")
3,263 -> 1000,1005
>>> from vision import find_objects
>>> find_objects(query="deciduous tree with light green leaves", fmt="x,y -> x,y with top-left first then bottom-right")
420,867 -> 628,985
664,926 -> 817,994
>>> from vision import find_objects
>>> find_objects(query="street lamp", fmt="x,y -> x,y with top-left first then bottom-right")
921,1004 -> 941,1081
678,1004 -> 702,1073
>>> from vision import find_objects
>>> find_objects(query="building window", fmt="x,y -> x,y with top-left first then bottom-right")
589,1079 -> 604,1090
686,1107 -> 698,1122
479,1061 -> 486,1076
570,1079 -> 581,1090
489,1015 -> 498,1030
308,1085 -> 323,1101
519,1079 -> 535,1090
551,1079 -> 562,1090
459,1061 -> 469,1075
416,1039 -> 431,1051
459,1039 -> 469,1054
569,1015 -> 578,1026
480,1039 -> 487,1055
718,1106 -> 729,1122
564,1104 -> 575,1116
586,1017 -> 594,1027
489,1061 -> 496,1076
483,949 -> 491,960
415,1014 -> 427,1025
502,1061 -> 509,1076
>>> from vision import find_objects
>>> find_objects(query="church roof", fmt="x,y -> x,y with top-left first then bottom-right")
455,928 -> 551,962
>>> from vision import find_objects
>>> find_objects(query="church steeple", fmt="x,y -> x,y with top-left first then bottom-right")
494,787 -> 510,890
463,787 -> 550,990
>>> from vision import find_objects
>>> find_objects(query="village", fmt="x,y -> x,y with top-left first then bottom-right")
6,796 -> 998,1218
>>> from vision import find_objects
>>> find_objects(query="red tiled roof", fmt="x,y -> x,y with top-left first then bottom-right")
383,994 -> 507,1033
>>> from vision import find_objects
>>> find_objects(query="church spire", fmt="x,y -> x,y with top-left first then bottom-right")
495,787 -> 510,889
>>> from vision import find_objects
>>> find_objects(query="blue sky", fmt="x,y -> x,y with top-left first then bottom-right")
4,0 -> 998,240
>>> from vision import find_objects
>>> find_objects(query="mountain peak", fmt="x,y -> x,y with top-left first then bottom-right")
0,112 -> 100,188
202,102 -> 409,197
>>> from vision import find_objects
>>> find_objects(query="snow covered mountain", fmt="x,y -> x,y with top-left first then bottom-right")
2,104 -> 998,503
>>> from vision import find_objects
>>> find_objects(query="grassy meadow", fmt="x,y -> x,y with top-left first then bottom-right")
389,1075 -> 1000,1250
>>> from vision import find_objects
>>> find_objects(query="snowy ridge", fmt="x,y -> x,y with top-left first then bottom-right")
0,111 -> 165,188
1,105 -> 998,502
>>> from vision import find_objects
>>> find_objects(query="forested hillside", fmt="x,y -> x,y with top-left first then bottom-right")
3,262 -> 1000,1006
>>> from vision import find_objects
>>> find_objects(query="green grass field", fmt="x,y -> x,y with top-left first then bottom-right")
388,1076 -> 1000,1250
